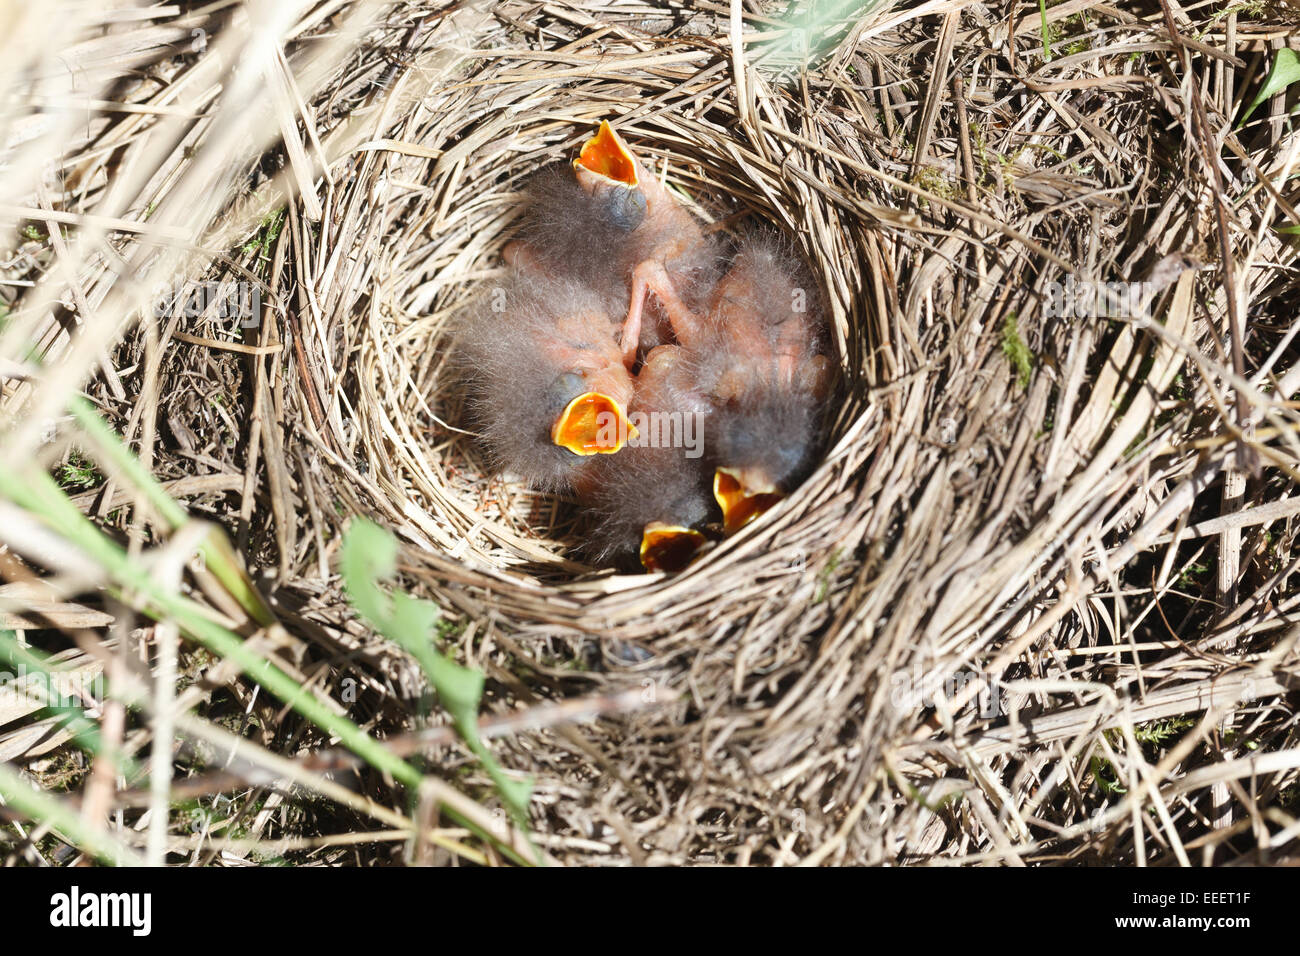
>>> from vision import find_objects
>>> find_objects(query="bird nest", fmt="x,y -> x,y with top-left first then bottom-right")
331,75 -> 873,601
7,0 -> 1300,865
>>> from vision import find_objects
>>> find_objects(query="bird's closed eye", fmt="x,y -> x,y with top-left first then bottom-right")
602,186 -> 648,232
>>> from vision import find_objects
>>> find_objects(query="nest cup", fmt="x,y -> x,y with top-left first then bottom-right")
312,73 -> 876,644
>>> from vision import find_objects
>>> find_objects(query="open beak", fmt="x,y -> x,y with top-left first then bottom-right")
639,521 -> 706,573
713,467 -> 784,534
552,391 -> 637,456
574,120 -> 640,190
573,121 -> 649,232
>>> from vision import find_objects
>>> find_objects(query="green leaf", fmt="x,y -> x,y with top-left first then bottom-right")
340,519 -> 534,828
339,517 -> 400,627
1239,47 -> 1300,128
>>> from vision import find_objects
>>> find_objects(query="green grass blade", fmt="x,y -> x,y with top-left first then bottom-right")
0,464 -> 424,790
341,519 -> 535,828
1038,0 -> 1052,61
0,632 -> 142,780
68,395 -> 276,627
0,759 -> 144,866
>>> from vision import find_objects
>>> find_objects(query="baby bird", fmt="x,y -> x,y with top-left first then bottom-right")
505,167 -> 649,359
578,343 -> 717,571
454,263 -> 636,491
676,234 -> 837,534
518,121 -> 719,366
455,120 -> 710,501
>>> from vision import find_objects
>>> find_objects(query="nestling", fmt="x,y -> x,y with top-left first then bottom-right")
577,343 -> 716,571
670,234 -> 837,533
454,264 -> 636,491
516,121 -> 720,366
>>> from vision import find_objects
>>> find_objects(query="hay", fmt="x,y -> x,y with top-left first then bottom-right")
2,0 -> 1299,865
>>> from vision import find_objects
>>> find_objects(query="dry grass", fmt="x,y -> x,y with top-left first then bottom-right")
0,0 -> 1298,865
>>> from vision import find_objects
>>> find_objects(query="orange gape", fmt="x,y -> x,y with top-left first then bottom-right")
552,392 -> 633,456
640,521 -> 707,573
712,468 -> 784,535
574,121 -> 639,187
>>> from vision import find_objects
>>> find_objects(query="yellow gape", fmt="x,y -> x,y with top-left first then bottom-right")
551,391 -> 636,456
713,467 -> 784,534
640,522 -> 706,572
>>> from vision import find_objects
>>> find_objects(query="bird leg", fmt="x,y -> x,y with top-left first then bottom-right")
622,258 -> 703,366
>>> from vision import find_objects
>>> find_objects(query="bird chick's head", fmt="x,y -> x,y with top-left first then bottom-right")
454,272 -> 637,490
572,121 -> 647,232
709,383 -> 824,533
579,438 -> 715,572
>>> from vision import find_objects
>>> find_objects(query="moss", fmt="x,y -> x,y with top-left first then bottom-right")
814,548 -> 843,603
1090,753 -> 1126,796
1001,312 -> 1034,388
241,208 -> 286,261
911,165 -> 959,207
56,451 -> 102,492
1134,715 -> 1197,746
1179,560 -> 1209,589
